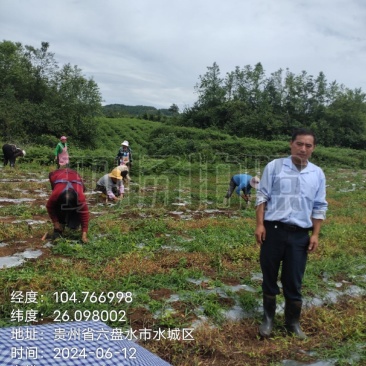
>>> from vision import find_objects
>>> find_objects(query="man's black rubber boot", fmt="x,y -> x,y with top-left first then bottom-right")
259,294 -> 276,337
285,300 -> 307,339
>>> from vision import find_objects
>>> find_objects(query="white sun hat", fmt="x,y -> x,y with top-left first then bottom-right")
250,176 -> 260,189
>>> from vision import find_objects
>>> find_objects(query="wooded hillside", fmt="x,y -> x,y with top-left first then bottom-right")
175,62 -> 366,149
1,40 -> 366,151
0,41 -> 102,147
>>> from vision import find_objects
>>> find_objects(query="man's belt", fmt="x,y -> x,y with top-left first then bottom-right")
265,221 -> 312,232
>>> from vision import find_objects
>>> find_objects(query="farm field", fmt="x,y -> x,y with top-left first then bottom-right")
1,119 -> 366,365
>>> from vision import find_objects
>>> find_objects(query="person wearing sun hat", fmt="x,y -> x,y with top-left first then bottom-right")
95,167 -> 124,201
116,140 -> 133,170
116,164 -> 131,182
224,174 -> 260,205
54,135 -> 69,168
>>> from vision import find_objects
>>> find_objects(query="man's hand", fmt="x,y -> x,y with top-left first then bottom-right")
255,224 -> 266,245
81,232 -> 88,243
308,234 -> 319,252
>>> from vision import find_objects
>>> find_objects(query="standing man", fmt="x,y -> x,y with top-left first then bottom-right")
255,128 -> 328,339
54,136 -> 69,168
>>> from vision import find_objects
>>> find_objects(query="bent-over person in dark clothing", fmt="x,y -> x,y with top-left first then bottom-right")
46,168 -> 89,243
2,144 -> 26,167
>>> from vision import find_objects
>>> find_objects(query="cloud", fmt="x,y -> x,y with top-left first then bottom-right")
1,0 -> 366,109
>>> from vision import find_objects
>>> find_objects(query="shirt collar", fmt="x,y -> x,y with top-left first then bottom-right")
284,156 -> 315,173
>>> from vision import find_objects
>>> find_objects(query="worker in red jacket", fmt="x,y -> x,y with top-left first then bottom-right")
46,168 -> 89,243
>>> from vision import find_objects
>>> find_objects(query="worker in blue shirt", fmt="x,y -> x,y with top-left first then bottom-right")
255,128 -> 328,339
224,174 -> 260,205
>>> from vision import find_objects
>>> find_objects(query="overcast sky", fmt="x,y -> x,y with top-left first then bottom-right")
1,0 -> 366,110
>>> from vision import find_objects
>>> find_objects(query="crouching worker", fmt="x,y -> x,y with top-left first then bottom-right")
116,164 -> 130,185
96,167 -> 125,201
2,144 -> 26,167
46,168 -> 89,243
224,174 -> 260,205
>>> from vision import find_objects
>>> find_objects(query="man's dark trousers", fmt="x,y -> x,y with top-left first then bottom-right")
260,221 -> 309,301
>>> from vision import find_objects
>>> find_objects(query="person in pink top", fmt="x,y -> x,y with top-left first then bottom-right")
54,136 -> 69,168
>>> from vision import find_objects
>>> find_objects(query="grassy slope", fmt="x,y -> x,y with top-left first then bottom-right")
97,118 -> 366,169
93,117 -> 162,153
4,117 -> 366,169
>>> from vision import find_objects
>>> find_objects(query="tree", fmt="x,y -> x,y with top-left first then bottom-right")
323,88 -> 366,148
168,103 -> 179,114
195,62 -> 226,108
0,40 -> 102,146
178,61 -> 366,149
0,41 -> 35,139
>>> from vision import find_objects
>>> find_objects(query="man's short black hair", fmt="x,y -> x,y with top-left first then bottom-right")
291,128 -> 316,145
